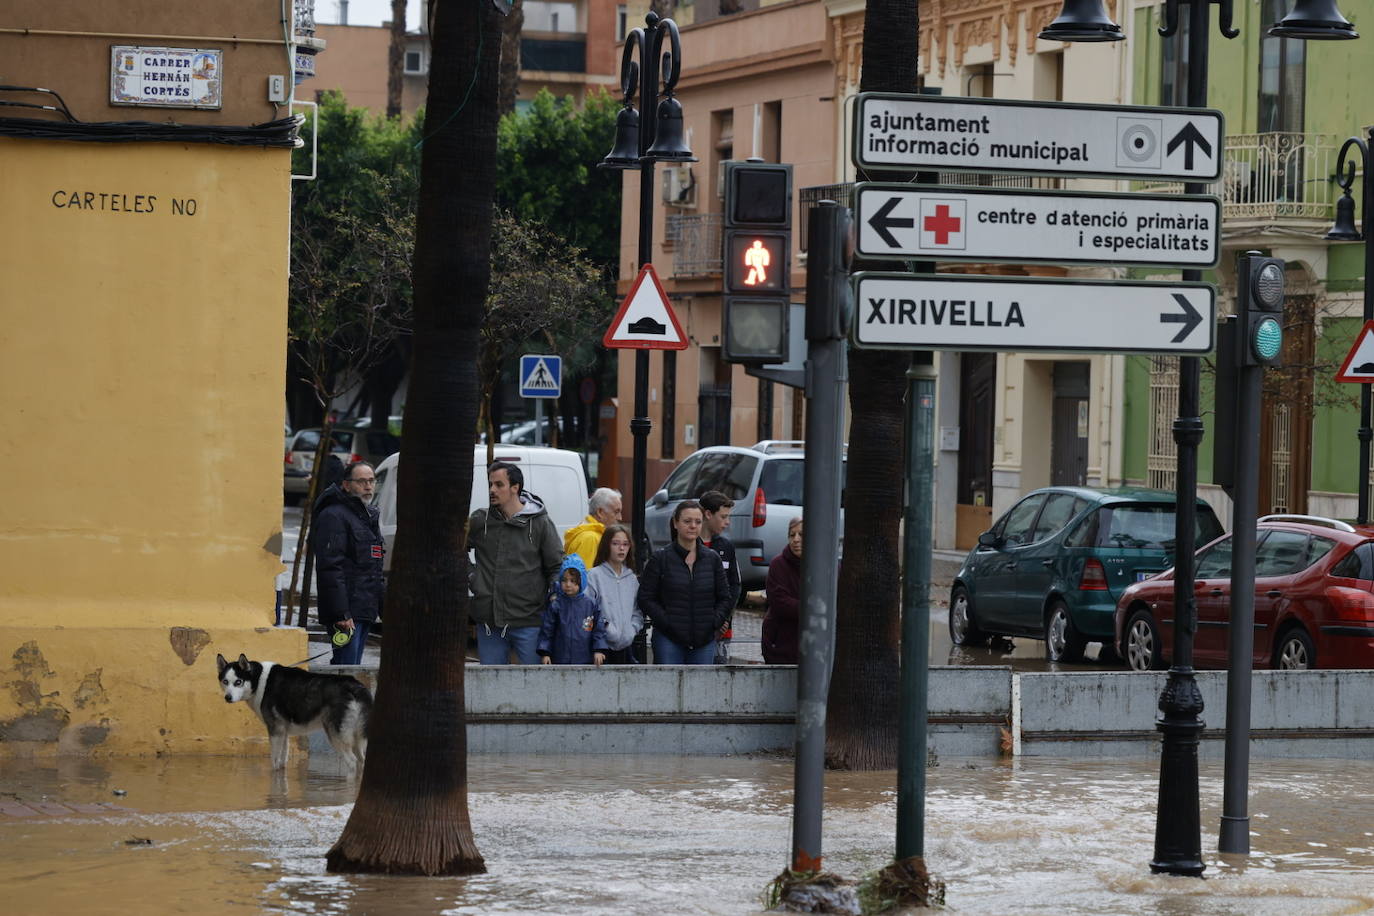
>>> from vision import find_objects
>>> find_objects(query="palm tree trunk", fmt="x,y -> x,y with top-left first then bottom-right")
824,0 -> 921,771
326,0 -> 500,875
385,0 -> 408,120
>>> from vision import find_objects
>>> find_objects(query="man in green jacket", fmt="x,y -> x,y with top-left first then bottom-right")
563,487 -> 623,567
469,461 -> 562,664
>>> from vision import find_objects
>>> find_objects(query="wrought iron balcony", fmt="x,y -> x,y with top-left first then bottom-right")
1137,132 -> 1340,230
665,213 -> 722,278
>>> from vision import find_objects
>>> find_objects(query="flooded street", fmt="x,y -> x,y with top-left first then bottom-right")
4,753 -> 1373,915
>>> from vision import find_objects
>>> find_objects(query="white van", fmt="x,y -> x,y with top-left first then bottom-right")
372,445 -> 589,571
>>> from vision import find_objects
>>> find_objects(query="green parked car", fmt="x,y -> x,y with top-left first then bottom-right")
949,487 -> 1224,662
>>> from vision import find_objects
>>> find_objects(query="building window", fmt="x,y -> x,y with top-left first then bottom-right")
1259,0 -> 1305,133
1147,356 -> 1179,491
698,347 -> 732,448
661,350 -> 676,460
757,377 -> 773,441
404,49 -> 425,74
617,4 -> 627,41
965,62 -> 994,98
1160,10 -> 1190,107
525,1 -> 577,32
712,109 -> 733,202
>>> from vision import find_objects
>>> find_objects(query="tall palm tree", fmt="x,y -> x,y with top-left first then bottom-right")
326,0 -> 499,874
825,0 -> 921,772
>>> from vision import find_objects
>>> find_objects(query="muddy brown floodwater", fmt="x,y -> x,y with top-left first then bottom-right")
3,753 -> 1372,915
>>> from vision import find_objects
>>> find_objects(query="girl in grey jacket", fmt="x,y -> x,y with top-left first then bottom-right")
585,524 -> 642,664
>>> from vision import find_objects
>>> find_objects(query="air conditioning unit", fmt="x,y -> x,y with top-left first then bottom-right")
662,165 -> 696,208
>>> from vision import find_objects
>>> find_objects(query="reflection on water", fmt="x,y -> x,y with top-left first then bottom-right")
3,754 -> 1372,915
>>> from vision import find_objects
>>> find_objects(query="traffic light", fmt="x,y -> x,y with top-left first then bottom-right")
805,200 -> 854,341
722,160 -> 792,363
1236,251 -> 1286,368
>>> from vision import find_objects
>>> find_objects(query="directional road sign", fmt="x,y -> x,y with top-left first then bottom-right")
519,354 -> 562,398
854,184 -> 1220,268
851,274 -> 1216,354
854,92 -> 1224,182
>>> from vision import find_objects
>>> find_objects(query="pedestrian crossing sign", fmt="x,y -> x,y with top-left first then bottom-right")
519,354 -> 562,398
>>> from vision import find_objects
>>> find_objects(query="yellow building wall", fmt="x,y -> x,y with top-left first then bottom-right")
0,138 -> 303,758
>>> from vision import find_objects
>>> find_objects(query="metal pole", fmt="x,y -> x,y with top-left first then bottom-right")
791,203 -> 848,872
896,356 -> 936,860
1219,301 -> 1263,854
629,18 -> 661,569
534,398 -> 544,447
1359,130 -> 1374,525
1151,0 -> 1210,877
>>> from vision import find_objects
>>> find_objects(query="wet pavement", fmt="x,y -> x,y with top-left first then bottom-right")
4,752 -> 1373,915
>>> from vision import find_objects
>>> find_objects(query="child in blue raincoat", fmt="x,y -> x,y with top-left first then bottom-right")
538,554 -> 609,665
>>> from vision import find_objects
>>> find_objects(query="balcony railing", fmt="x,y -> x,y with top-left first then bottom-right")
1137,132 -> 1340,225
665,213 -> 723,278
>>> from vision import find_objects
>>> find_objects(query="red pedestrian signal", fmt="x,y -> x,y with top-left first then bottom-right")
721,161 -> 792,364
725,232 -> 788,294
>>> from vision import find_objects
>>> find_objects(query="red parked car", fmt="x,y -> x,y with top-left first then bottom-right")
1114,515 -> 1374,671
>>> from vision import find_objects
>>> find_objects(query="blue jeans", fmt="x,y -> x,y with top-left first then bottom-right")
652,631 -> 716,665
476,624 -> 541,665
330,618 -> 372,666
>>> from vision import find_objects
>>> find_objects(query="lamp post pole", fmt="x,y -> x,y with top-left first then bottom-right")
1149,0 -> 1238,877
601,13 -> 693,568
1040,0 -> 1354,878
1330,131 -> 1374,524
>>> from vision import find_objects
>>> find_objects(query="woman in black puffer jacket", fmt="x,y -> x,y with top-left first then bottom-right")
638,500 -> 732,665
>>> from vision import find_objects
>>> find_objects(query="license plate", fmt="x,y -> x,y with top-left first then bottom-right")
1135,571 -> 1157,582
300,455 -> 314,472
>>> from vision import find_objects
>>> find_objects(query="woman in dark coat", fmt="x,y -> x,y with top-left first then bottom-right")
762,516 -> 803,664
638,500 -> 732,665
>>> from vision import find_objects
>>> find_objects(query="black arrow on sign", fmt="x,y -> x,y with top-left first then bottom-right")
867,197 -> 914,248
1161,293 -> 1202,343
1165,122 -> 1212,171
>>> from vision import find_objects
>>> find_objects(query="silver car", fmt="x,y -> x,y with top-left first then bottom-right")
645,441 -> 842,591
283,423 -> 401,505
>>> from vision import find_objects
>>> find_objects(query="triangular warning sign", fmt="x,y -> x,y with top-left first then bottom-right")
521,357 -> 560,391
1336,319 -> 1374,383
603,264 -> 689,350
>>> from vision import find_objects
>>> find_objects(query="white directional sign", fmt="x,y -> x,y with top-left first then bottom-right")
852,274 -> 1216,354
854,184 -> 1220,268
854,93 -> 1224,181
519,354 -> 562,398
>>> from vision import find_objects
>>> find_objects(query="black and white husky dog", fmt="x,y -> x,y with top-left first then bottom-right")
216,653 -> 371,771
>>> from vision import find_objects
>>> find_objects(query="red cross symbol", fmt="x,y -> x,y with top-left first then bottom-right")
923,204 -> 962,245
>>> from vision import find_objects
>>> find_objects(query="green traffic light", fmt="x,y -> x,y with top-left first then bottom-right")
1253,316 -> 1283,361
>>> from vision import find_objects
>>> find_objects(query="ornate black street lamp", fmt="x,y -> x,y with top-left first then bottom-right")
1039,0 -> 1355,876
600,13 -> 695,568
1328,131 -> 1374,523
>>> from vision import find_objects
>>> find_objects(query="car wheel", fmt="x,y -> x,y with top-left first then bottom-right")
949,586 -> 989,647
1044,600 -> 1087,663
1124,607 -> 1164,672
1274,627 -> 1315,670
284,492 -> 302,507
